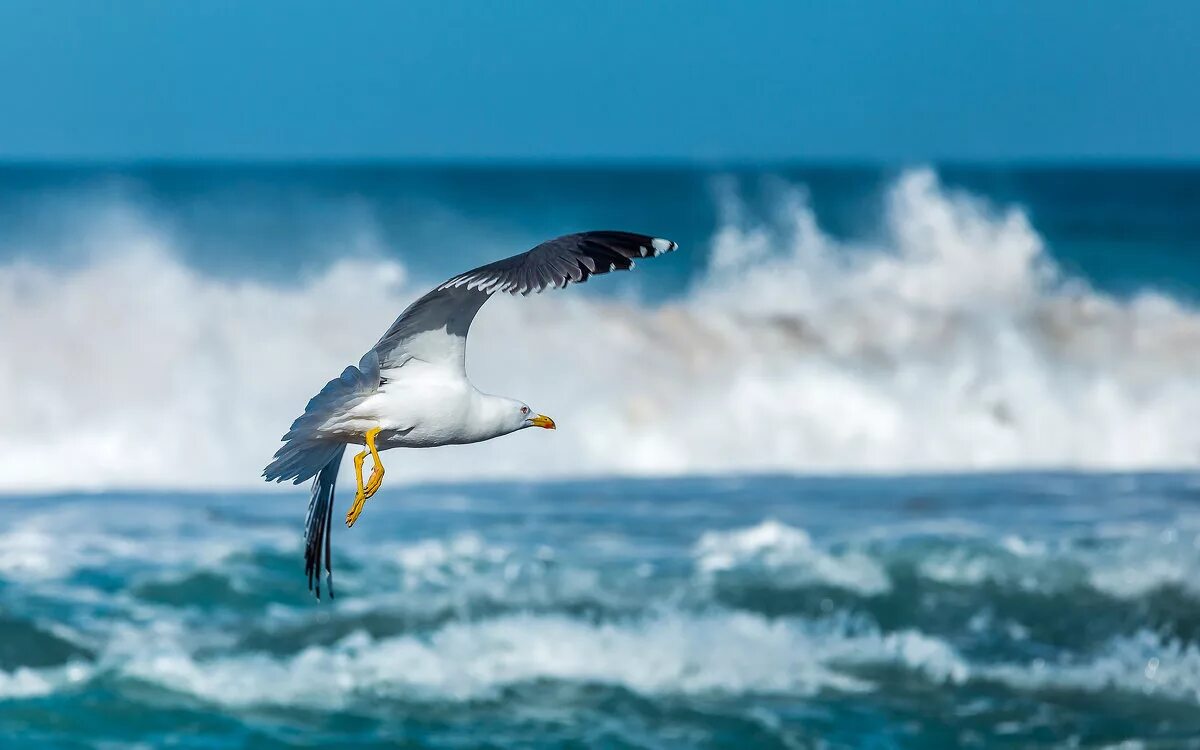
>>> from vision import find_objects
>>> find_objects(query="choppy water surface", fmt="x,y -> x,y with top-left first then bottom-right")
2,473 -> 1199,748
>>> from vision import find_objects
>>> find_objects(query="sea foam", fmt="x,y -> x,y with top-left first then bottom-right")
112,611 -> 959,707
106,610 -> 1200,710
694,519 -> 891,595
2,170 -> 1199,491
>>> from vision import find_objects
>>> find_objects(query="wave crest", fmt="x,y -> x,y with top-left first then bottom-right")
1,169 -> 1198,490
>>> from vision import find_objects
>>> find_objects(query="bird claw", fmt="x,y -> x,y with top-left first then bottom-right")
346,490 -> 366,527
346,427 -> 384,528
363,465 -> 385,499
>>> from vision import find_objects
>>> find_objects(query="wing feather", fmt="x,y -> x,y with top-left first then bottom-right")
371,231 -> 677,372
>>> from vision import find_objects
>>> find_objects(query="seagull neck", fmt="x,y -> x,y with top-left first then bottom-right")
467,391 -> 522,440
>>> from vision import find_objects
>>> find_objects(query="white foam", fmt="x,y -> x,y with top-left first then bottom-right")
2,169 -> 1200,491
910,525 -> 1200,599
390,532 -> 509,573
113,610 -> 978,708
983,630 -> 1200,704
0,662 -> 92,699
0,502 -> 295,580
19,603 -> 1200,709
694,520 -> 891,595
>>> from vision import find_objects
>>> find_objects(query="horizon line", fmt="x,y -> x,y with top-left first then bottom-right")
3,155 -> 1200,171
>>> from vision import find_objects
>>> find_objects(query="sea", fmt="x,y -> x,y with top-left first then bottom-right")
0,163 -> 1199,747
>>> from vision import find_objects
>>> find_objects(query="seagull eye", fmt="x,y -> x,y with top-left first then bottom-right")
521,406 -> 529,415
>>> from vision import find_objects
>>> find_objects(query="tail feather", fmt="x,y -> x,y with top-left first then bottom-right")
305,448 -> 345,599
263,351 -> 381,597
263,351 -> 379,485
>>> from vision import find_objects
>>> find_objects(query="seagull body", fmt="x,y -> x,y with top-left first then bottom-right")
323,370 -> 517,448
263,231 -> 678,597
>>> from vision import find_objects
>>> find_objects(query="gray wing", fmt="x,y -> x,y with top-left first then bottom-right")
371,231 -> 678,372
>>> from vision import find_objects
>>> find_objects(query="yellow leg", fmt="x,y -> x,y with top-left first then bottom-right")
362,427 -> 385,499
345,428 -> 384,528
345,446 -> 370,528
353,449 -> 369,493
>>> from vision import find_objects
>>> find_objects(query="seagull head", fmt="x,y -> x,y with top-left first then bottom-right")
518,403 -> 556,431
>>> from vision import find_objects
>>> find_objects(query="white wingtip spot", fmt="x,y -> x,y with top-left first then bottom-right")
651,238 -> 677,254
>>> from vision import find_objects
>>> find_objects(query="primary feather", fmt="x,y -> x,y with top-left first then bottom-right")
371,231 -> 677,372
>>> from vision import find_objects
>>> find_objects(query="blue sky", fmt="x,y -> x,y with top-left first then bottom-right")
0,1 -> 1197,162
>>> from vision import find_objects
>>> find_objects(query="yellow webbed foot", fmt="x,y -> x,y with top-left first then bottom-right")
346,427 -> 384,527
363,464 -> 385,499
345,488 -> 367,528
361,427 -> 385,500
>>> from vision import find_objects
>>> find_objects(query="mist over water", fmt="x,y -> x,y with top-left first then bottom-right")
1,166 -> 1198,491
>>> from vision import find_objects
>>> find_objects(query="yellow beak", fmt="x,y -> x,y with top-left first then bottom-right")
530,414 -> 556,430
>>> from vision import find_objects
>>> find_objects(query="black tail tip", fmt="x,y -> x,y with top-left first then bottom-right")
309,574 -> 334,601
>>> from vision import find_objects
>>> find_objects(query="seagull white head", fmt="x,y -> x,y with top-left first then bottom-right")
472,396 -> 556,442
517,402 -> 556,431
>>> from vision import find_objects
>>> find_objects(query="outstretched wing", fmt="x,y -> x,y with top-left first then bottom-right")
371,231 -> 677,372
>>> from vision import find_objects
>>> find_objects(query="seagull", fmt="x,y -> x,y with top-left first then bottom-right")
263,231 -> 678,597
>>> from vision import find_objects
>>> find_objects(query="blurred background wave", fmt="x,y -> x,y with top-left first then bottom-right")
1,164 -> 1199,490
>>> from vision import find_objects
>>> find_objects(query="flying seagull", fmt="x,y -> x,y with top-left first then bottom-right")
263,231 -> 678,597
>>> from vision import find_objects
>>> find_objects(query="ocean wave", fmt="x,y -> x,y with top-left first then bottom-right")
984,629 -> 1200,705
9,498 -> 1197,629
905,524 -> 1200,601
694,520 -> 891,596
0,663 -> 92,700
0,501 -> 296,581
0,513 -> 1195,710
692,518 -> 1200,605
1,169 -> 1199,491
101,610 -> 1200,711
111,611 -> 961,707
6,499 -> 1197,623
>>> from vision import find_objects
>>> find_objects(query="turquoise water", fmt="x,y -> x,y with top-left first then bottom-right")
2,474 -> 1200,748
1,164 -> 1200,746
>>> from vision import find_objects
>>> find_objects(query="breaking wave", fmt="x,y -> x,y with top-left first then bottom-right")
2,169 -> 1199,491
112,616 -> 1200,710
